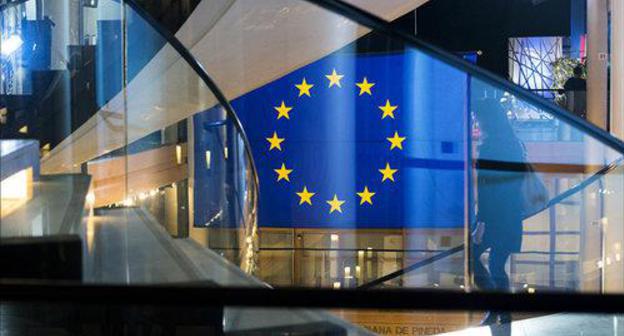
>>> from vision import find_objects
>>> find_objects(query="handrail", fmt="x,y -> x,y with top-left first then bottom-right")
358,157 -> 624,289
306,0 -> 624,156
122,0 -> 260,215
129,0 -> 624,291
310,0 -> 624,289
537,157 -> 624,215
358,245 -> 463,289
2,281 -> 624,313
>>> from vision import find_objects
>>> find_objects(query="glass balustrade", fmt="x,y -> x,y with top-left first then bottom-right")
2,0 -> 624,334
0,0 -> 258,283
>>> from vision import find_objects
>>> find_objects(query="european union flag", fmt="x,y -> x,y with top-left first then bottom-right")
195,46 -> 471,229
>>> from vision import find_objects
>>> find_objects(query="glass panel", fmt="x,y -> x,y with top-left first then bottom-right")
3,0 -> 624,333
1,0 -> 623,312
1,0 -> 125,237
83,2 -> 258,283
157,0 -> 624,296
469,77 -> 624,294
1,0 -> 258,286
178,1 -> 470,289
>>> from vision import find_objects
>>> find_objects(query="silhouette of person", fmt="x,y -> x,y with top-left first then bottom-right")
562,65 -> 586,119
473,98 -> 525,325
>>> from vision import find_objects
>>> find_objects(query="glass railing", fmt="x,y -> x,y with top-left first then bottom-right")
0,0 -> 258,280
162,0 -> 624,296
3,0 -> 624,333
361,160 -> 623,291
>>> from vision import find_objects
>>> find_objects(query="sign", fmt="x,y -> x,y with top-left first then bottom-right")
332,310 -> 474,336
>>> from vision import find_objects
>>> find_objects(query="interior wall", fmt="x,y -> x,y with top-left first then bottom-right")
611,0 -> 624,139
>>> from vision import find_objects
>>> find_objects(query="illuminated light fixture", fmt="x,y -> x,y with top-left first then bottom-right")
330,234 -> 339,242
205,150 -> 211,169
175,145 -> 182,164
1,34 -> 24,56
1,168 -> 31,199
123,197 -> 135,207
18,125 -> 28,134
224,147 -> 229,160
83,0 -> 98,8
332,282 -> 341,289
86,192 -> 96,206
1,168 -> 33,217
0,107 -> 7,124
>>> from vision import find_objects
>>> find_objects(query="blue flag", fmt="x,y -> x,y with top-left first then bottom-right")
194,47 -> 470,229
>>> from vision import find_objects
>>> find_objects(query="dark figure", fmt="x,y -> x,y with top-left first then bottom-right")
563,65 -> 587,119
473,99 -> 525,325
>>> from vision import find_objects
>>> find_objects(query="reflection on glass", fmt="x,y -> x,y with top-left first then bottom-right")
472,97 -> 526,294
469,76 -> 624,299
0,0 -> 623,309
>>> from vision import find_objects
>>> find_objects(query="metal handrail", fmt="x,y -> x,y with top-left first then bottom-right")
302,0 -> 624,290
122,0 -> 260,255
123,0 -> 259,191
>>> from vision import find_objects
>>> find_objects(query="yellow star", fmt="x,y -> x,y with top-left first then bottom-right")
274,101 -> 293,120
326,194 -> 346,214
296,186 -> 315,205
379,163 -> 398,182
355,77 -> 375,96
295,78 -> 314,97
387,131 -> 406,150
379,100 -> 398,119
325,69 -> 344,88
266,132 -> 285,151
274,163 -> 293,182
357,186 -> 376,205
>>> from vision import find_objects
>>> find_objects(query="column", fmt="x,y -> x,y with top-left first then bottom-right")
586,0 -> 609,129
611,0 -> 624,138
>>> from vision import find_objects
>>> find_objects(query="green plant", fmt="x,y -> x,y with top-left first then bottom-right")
551,57 -> 585,105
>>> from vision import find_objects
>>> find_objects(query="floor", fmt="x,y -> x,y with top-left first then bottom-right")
439,314 -> 624,336
4,202 -> 622,335
80,207 -> 372,335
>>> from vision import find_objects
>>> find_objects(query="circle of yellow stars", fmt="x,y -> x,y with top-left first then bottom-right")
265,68 -> 406,214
